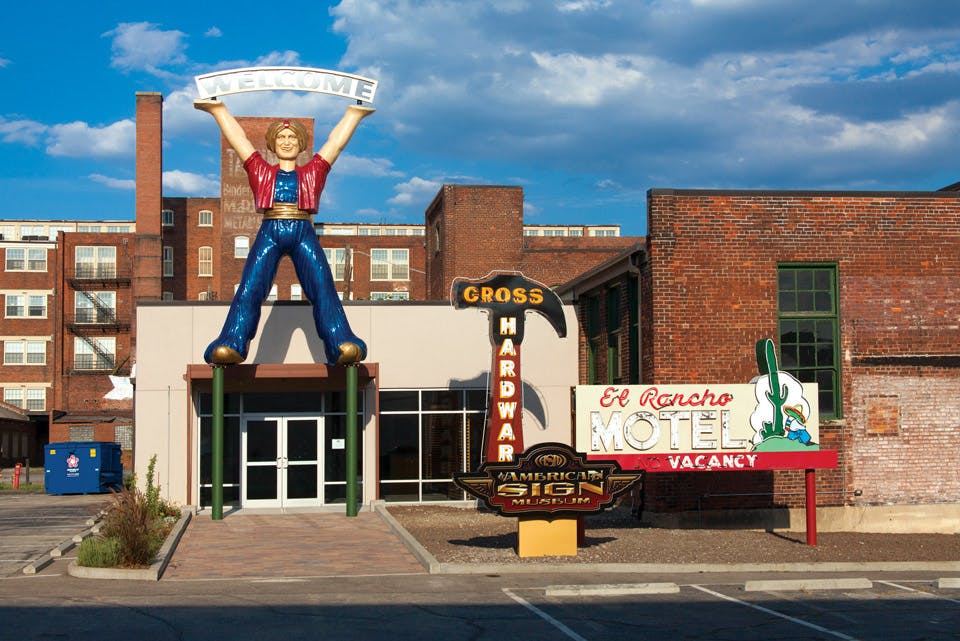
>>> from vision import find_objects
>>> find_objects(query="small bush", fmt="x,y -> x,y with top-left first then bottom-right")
100,488 -> 162,567
77,536 -> 121,568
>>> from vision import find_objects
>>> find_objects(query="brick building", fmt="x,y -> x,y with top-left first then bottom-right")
560,189 -> 960,528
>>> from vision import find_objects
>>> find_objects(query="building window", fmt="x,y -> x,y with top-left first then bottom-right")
27,295 -> 46,317
161,209 -> 174,227
585,295 -> 602,385
75,246 -> 116,279
5,248 -> 24,270
5,294 -> 24,317
199,210 -> 213,226
20,225 -> 44,239
2,293 -> 46,319
25,388 -> 45,411
74,337 -> 116,371
163,246 -> 174,277
378,389 -> 486,502
75,291 -> 115,324
370,291 -> 410,301
28,248 -> 47,271
114,425 -> 134,450
199,246 -> 213,277
3,387 -> 22,408
266,284 -> 278,302
162,291 -> 174,301
323,248 -> 347,280
106,225 -> 130,233
3,341 -> 22,365
198,291 -> 208,301
69,425 -> 95,441
370,249 -> 409,281
433,223 -> 441,254
234,236 -> 249,259
778,265 -> 840,419
291,284 -> 302,301
5,247 -> 46,271
4,340 -> 46,365
606,286 -> 623,384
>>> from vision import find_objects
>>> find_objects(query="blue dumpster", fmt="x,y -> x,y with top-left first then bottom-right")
44,442 -> 123,495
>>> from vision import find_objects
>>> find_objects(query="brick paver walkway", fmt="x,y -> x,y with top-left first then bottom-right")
163,512 -> 426,580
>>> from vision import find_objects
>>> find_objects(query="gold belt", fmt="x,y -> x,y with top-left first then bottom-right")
263,202 -> 311,220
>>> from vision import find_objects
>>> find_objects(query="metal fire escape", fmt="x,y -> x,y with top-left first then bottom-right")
66,262 -> 131,375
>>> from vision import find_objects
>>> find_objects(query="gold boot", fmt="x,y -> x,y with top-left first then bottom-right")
209,345 -> 244,365
336,342 -> 364,365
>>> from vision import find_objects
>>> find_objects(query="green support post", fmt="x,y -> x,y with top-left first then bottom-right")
346,364 -> 358,517
212,365 -> 225,521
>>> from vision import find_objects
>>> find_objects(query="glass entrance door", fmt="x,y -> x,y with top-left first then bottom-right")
242,417 -> 322,508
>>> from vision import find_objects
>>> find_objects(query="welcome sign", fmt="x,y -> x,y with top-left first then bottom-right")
195,67 -> 378,103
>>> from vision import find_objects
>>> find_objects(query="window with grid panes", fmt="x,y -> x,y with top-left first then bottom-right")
199,246 -> 213,277
586,295 -> 602,384
778,265 -> 840,418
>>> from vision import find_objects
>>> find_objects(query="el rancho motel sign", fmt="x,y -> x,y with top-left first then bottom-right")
575,339 -> 838,545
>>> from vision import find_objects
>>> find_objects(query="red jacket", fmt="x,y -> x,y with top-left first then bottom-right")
244,151 -> 331,214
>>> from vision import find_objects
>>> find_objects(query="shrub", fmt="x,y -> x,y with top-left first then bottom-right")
99,488 -> 161,567
77,536 -> 121,568
86,454 -> 182,568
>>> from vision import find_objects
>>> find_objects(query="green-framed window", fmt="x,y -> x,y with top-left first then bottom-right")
585,295 -> 601,384
606,286 -> 622,384
777,265 -> 840,418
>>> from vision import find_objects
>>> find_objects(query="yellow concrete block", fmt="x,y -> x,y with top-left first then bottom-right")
517,516 -> 579,557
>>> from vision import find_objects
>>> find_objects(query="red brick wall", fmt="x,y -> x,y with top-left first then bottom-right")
426,185 -> 524,299
642,189 -> 960,510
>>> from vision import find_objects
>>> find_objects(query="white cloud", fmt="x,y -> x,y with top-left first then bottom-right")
335,154 -> 404,177
89,174 -> 135,190
204,27 -> 223,38
46,119 -> 135,158
162,170 -> 220,195
0,57 -> 10,68
104,22 -> 187,73
557,0 -> 611,12
529,52 -> 649,106
0,117 -> 48,145
389,177 -> 442,205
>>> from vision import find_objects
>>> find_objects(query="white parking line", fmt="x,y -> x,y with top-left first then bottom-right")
503,588 -> 591,641
877,580 -> 960,605
689,584 -> 860,641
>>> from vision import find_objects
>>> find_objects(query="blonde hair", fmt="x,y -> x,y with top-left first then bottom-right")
265,120 -> 308,154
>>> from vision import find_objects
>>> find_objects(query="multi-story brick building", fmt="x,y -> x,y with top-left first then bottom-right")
560,188 -> 960,528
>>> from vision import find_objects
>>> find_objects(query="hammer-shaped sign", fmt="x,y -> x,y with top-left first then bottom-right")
452,272 -> 566,463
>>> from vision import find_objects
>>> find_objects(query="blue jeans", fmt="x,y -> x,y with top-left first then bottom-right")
204,219 -> 366,365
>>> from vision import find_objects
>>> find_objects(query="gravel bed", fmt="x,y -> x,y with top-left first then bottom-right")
387,504 -> 960,565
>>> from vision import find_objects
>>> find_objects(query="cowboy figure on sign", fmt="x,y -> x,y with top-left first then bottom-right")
784,404 -> 813,445
194,98 -> 373,366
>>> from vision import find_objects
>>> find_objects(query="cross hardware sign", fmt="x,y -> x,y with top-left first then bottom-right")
450,272 -> 566,463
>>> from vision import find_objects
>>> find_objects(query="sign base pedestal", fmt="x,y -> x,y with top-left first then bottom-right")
517,515 -> 578,557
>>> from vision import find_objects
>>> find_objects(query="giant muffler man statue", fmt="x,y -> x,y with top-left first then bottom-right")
194,68 -> 376,366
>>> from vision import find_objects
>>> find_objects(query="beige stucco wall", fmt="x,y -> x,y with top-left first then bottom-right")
134,301 -> 579,507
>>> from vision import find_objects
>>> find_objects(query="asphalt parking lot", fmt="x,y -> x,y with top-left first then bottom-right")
509,577 -> 960,641
0,492 -> 108,577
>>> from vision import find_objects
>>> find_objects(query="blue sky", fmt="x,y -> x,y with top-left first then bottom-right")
2,1 -> 960,237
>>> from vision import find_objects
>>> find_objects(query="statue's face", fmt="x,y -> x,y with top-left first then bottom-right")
274,129 -> 301,160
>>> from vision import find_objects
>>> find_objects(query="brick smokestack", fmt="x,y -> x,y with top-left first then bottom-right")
134,92 -> 163,302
